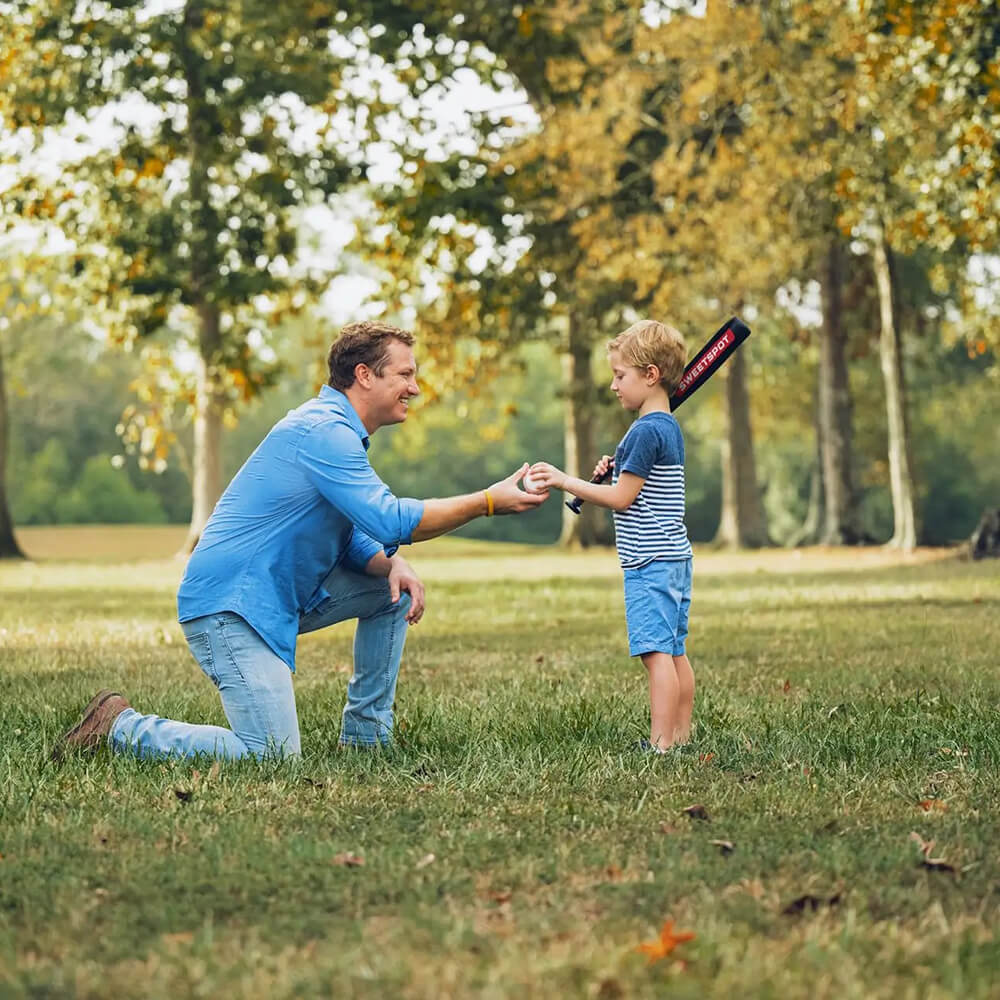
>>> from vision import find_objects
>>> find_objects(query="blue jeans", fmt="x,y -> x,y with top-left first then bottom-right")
109,565 -> 411,759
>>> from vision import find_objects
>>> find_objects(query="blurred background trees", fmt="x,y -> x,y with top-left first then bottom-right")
2,0 -> 997,555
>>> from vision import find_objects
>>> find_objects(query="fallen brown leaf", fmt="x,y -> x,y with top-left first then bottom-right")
782,680 -> 792,694
909,832 -> 956,875
921,859 -> 957,874
682,804 -> 710,821
710,839 -> 735,856
635,919 -> 695,963
782,893 -> 841,916
415,853 -> 435,869
331,852 -> 365,867
918,799 -> 947,812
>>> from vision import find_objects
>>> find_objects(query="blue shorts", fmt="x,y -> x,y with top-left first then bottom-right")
623,558 -> 692,657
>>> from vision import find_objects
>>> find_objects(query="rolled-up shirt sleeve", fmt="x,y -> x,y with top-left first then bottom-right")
344,527 -> 387,571
297,419 -> 424,547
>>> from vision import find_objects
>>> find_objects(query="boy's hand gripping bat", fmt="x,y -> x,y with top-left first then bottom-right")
566,317 -> 751,514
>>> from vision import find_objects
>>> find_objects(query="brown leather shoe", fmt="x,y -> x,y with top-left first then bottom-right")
54,690 -> 132,759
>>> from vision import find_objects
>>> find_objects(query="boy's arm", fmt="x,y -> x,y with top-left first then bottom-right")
528,463 -> 644,512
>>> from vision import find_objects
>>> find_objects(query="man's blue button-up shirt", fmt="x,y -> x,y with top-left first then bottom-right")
177,386 -> 425,670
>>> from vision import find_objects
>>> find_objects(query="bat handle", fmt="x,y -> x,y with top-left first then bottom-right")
566,467 -> 613,515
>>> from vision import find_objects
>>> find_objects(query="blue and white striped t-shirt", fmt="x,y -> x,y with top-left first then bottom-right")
612,412 -> 692,569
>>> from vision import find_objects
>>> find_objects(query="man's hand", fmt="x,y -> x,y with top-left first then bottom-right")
526,461 -> 567,492
387,556 -> 425,624
488,463 -> 550,514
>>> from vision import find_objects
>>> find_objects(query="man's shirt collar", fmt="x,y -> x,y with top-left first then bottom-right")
320,384 -> 370,450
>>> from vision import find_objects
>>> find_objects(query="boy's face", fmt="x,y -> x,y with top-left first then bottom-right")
609,350 -> 658,411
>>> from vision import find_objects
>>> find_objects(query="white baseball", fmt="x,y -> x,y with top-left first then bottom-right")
523,471 -> 545,493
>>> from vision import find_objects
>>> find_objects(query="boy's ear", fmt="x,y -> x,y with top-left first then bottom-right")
645,363 -> 662,384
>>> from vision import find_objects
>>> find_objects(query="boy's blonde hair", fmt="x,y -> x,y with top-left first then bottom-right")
607,320 -> 687,394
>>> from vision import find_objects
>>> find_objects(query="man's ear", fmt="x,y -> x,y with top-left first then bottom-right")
354,363 -> 374,389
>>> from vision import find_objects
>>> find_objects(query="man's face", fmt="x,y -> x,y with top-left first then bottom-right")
369,338 -> 420,428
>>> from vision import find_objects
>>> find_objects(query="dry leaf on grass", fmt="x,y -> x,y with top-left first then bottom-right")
921,858 -> 957,874
682,804 -> 710,821
909,832 -> 957,874
414,853 -> 435,869
782,893 -> 841,916
918,799 -> 947,812
710,839 -> 735,856
331,852 -> 365,867
635,919 -> 695,963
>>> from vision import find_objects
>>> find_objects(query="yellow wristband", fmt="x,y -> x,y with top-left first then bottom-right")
484,489 -> 494,517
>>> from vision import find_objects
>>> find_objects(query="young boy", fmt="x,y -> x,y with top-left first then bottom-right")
528,320 -> 694,753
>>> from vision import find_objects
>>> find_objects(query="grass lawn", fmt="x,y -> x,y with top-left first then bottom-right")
2,527 -> 999,998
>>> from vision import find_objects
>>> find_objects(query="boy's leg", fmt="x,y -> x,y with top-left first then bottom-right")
671,559 -> 694,745
298,565 -> 411,747
672,654 -> 695,745
110,612 -> 300,760
641,651 -> 679,751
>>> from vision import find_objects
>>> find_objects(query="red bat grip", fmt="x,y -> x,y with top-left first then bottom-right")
566,316 -> 751,515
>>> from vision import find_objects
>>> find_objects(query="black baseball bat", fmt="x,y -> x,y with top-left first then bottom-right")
566,316 -> 751,514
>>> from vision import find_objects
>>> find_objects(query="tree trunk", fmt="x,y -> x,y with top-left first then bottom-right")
178,5 -> 226,557
179,303 -> 226,555
788,434 -> 823,548
0,341 -> 26,559
558,312 -> 604,547
818,238 -> 861,544
872,234 -> 917,551
713,344 -> 768,548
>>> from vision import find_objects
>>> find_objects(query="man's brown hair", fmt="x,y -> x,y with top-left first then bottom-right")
607,320 -> 687,394
327,321 -> 415,390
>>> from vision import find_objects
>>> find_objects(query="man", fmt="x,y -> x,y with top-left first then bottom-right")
57,321 -> 548,760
